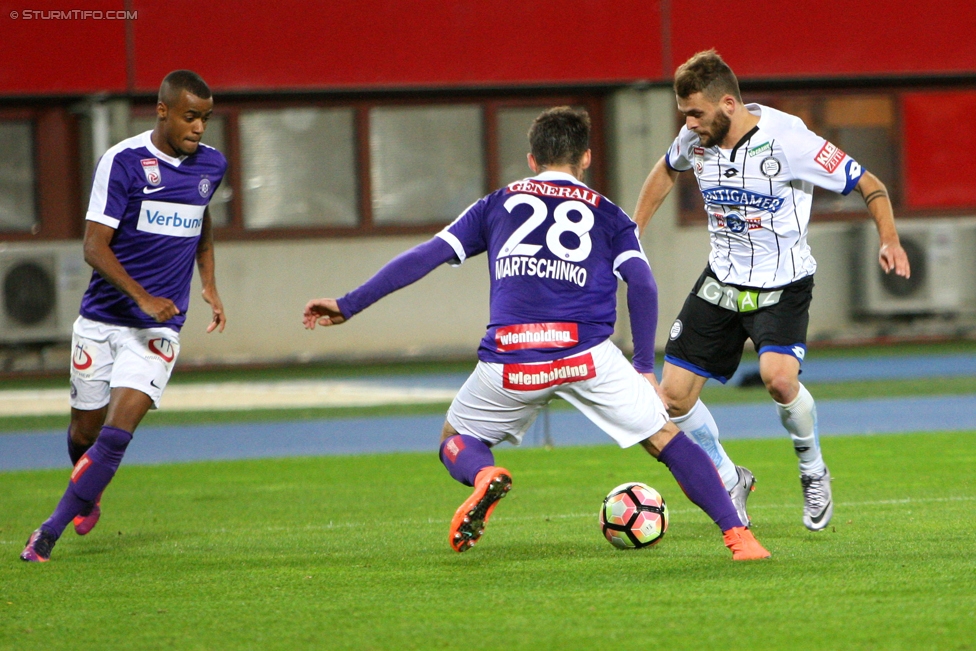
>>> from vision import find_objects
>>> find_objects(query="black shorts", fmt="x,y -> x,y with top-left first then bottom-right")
663,266 -> 814,383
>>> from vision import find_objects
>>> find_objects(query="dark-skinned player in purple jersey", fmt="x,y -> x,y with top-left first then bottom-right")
304,107 -> 769,560
21,70 -> 228,562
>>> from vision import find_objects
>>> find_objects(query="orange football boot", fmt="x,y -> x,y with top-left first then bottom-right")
449,466 -> 512,552
723,526 -> 771,561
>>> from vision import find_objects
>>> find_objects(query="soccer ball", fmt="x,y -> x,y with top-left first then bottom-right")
599,482 -> 668,549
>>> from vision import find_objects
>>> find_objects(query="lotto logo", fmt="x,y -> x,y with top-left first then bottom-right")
503,353 -> 596,390
815,142 -> 846,173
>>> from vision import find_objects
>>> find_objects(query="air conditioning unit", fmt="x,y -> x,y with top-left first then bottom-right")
854,220 -> 961,316
0,244 -> 89,344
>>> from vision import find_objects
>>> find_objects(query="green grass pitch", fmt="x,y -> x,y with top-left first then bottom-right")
1,431 -> 974,650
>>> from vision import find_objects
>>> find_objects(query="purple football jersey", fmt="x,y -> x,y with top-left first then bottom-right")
437,171 -> 648,364
80,131 -> 227,331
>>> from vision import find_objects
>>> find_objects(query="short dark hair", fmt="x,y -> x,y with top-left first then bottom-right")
528,106 -> 590,168
674,50 -> 742,103
158,70 -> 212,106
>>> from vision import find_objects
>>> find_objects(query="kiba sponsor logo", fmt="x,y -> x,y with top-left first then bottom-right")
495,322 -> 579,352
502,353 -> 596,390
137,200 -> 205,237
814,141 -> 846,173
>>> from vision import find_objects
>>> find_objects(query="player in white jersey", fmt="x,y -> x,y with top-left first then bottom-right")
633,50 -> 910,531
305,107 -> 770,560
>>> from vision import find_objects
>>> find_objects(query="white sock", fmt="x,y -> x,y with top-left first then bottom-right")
776,383 -> 826,476
672,399 -> 739,490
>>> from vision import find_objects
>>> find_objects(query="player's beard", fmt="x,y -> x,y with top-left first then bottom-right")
699,110 -> 731,148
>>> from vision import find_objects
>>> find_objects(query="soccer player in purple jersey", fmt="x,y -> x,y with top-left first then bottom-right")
304,107 -> 769,560
21,71 -> 228,562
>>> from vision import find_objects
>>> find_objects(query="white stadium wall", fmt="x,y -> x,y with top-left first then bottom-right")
177,237 -> 491,365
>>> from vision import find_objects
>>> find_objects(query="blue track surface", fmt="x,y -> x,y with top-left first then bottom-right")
2,393 -> 974,472
731,352 -> 976,384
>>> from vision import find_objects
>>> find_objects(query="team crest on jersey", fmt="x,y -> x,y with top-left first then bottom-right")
761,157 -> 781,177
198,177 -> 212,198
814,142 -> 846,173
141,158 -> 162,186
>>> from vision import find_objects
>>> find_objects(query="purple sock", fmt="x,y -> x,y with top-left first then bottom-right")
41,426 -> 132,538
439,434 -> 494,487
67,428 -> 93,466
657,431 -> 743,532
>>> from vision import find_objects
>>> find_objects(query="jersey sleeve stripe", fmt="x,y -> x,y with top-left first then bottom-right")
87,148 -> 122,218
612,249 -> 648,271
85,211 -> 120,229
435,230 -> 466,264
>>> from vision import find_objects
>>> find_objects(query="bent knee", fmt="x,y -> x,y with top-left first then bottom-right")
764,375 -> 798,404
662,389 -> 697,418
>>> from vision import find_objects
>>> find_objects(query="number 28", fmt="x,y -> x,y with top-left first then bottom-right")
498,194 -> 594,262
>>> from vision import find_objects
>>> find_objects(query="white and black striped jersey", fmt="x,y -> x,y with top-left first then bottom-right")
666,104 -> 864,288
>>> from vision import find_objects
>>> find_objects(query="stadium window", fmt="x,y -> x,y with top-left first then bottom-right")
369,104 -> 484,226
0,120 -> 37,233
239,108 -> 358,230
114,94 -> 603,239
677,91 -> 899,225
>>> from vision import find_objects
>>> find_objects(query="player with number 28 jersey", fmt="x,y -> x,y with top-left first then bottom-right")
440,171 -> 648,366
305,107 -> 770,561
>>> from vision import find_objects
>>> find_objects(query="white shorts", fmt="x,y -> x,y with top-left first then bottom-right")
69,316 -> 181,411
447,339 -> 668,449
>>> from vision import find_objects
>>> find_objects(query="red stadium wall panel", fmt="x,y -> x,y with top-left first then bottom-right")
901,90 -> 976,210
128,0 -> 665,92
668,0 -> 976,80
0,0 -> 128,95
1,0 -> 975,96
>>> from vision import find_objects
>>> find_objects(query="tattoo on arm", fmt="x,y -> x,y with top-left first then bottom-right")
863,190 -> 887,206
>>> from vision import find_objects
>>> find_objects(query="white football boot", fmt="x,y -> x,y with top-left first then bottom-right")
800,467 -> 833,531
728,465 -> 756,527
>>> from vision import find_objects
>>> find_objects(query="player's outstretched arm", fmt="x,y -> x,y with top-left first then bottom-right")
855,171 -> 911,278
633,156 -> 679,236
196,208 -> 226,333
303,237 -> 457,332
83,221 -> 180,322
